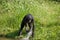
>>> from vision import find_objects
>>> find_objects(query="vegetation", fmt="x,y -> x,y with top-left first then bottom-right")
0,0 -> 60,40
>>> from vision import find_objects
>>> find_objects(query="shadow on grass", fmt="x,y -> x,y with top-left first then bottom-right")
0,30 -> 27,39
5,30 -> 19,38
0,30 -> 33,40
0,30 -> 19,38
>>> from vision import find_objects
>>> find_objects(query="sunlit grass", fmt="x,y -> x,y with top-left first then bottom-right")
0,0 -> 60,40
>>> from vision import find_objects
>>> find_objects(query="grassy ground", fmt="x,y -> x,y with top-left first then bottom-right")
0,0 -> 60,40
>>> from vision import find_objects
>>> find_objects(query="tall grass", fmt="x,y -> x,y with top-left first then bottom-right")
0,0 -> 60,40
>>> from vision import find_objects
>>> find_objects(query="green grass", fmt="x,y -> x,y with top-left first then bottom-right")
0,0 -> 60,40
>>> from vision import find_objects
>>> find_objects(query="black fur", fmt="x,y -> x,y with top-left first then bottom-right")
18,14 -> 34,37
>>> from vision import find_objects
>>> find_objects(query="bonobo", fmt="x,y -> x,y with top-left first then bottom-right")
18,14 -> 34,37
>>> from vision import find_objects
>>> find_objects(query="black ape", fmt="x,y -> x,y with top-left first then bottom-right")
18,14 -> 34,37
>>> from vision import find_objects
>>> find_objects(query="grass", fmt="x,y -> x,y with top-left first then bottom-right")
0,0 -> 60,40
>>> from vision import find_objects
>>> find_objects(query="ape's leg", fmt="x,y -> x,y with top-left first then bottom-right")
28,23 -> 34,37
28,20 -> 34,37
32,22 -> 34,37
18,23 -> 24,36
